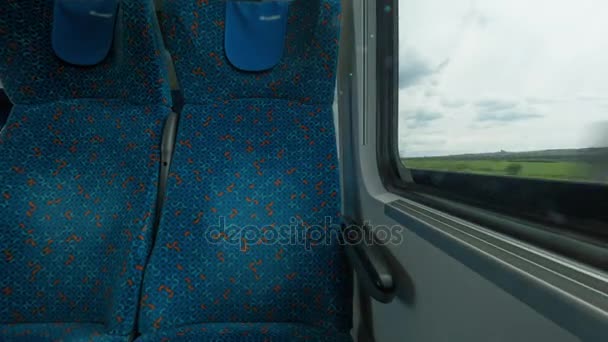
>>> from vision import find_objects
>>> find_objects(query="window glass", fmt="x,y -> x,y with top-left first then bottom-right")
398,0 -> 608,183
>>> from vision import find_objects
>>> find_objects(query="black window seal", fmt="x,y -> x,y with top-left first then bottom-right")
375,0 -> 608,269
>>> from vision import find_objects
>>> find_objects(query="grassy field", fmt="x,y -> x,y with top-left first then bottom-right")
403,158 -> 596,182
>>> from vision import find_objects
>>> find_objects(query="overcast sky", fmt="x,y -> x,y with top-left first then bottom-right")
398,0 -> 608,157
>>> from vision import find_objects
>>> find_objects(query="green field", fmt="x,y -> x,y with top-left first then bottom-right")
403,148 -> 608,183
403,158 -> 597,182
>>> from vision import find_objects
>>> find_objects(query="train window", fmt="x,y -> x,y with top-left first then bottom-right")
381,0 -> 608,266
398,0 -> 608,183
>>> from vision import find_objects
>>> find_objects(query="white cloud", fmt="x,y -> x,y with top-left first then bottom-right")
398,0 -> 608,157
404,109 -> 443,129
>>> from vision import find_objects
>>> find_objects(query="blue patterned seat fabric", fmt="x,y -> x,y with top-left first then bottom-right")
137,0 -> 352,341
135,322 -> 352,342
1,323 -> 126,342
0,0 -> 171,340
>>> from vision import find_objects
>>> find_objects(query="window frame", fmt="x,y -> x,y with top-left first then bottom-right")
376,0 -> 608,269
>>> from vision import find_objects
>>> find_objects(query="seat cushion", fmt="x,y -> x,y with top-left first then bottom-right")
135,322 -> 352,342
0,100 -> 169,336
137,101 -> 352,334
0,323 -> 128,342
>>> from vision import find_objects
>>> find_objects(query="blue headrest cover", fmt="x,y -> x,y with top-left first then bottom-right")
225,0 -> 293,72
52,0 -> 119,66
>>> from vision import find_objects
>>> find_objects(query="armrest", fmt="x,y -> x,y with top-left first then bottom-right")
343,218 -> 396,303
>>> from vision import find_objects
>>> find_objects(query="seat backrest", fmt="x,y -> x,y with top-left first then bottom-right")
0,1 -> 170,106
139,0 -> 351,335
159,0 -> 339,105
0,0 -> 171,337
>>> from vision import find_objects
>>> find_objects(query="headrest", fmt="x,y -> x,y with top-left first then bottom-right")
0,0 -> 171,106
225,1 -> 292,72
52,0 -> 119,66
161,0 -> 341,104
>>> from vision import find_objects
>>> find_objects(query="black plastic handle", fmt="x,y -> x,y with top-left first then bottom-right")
343,217 -> 396,303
